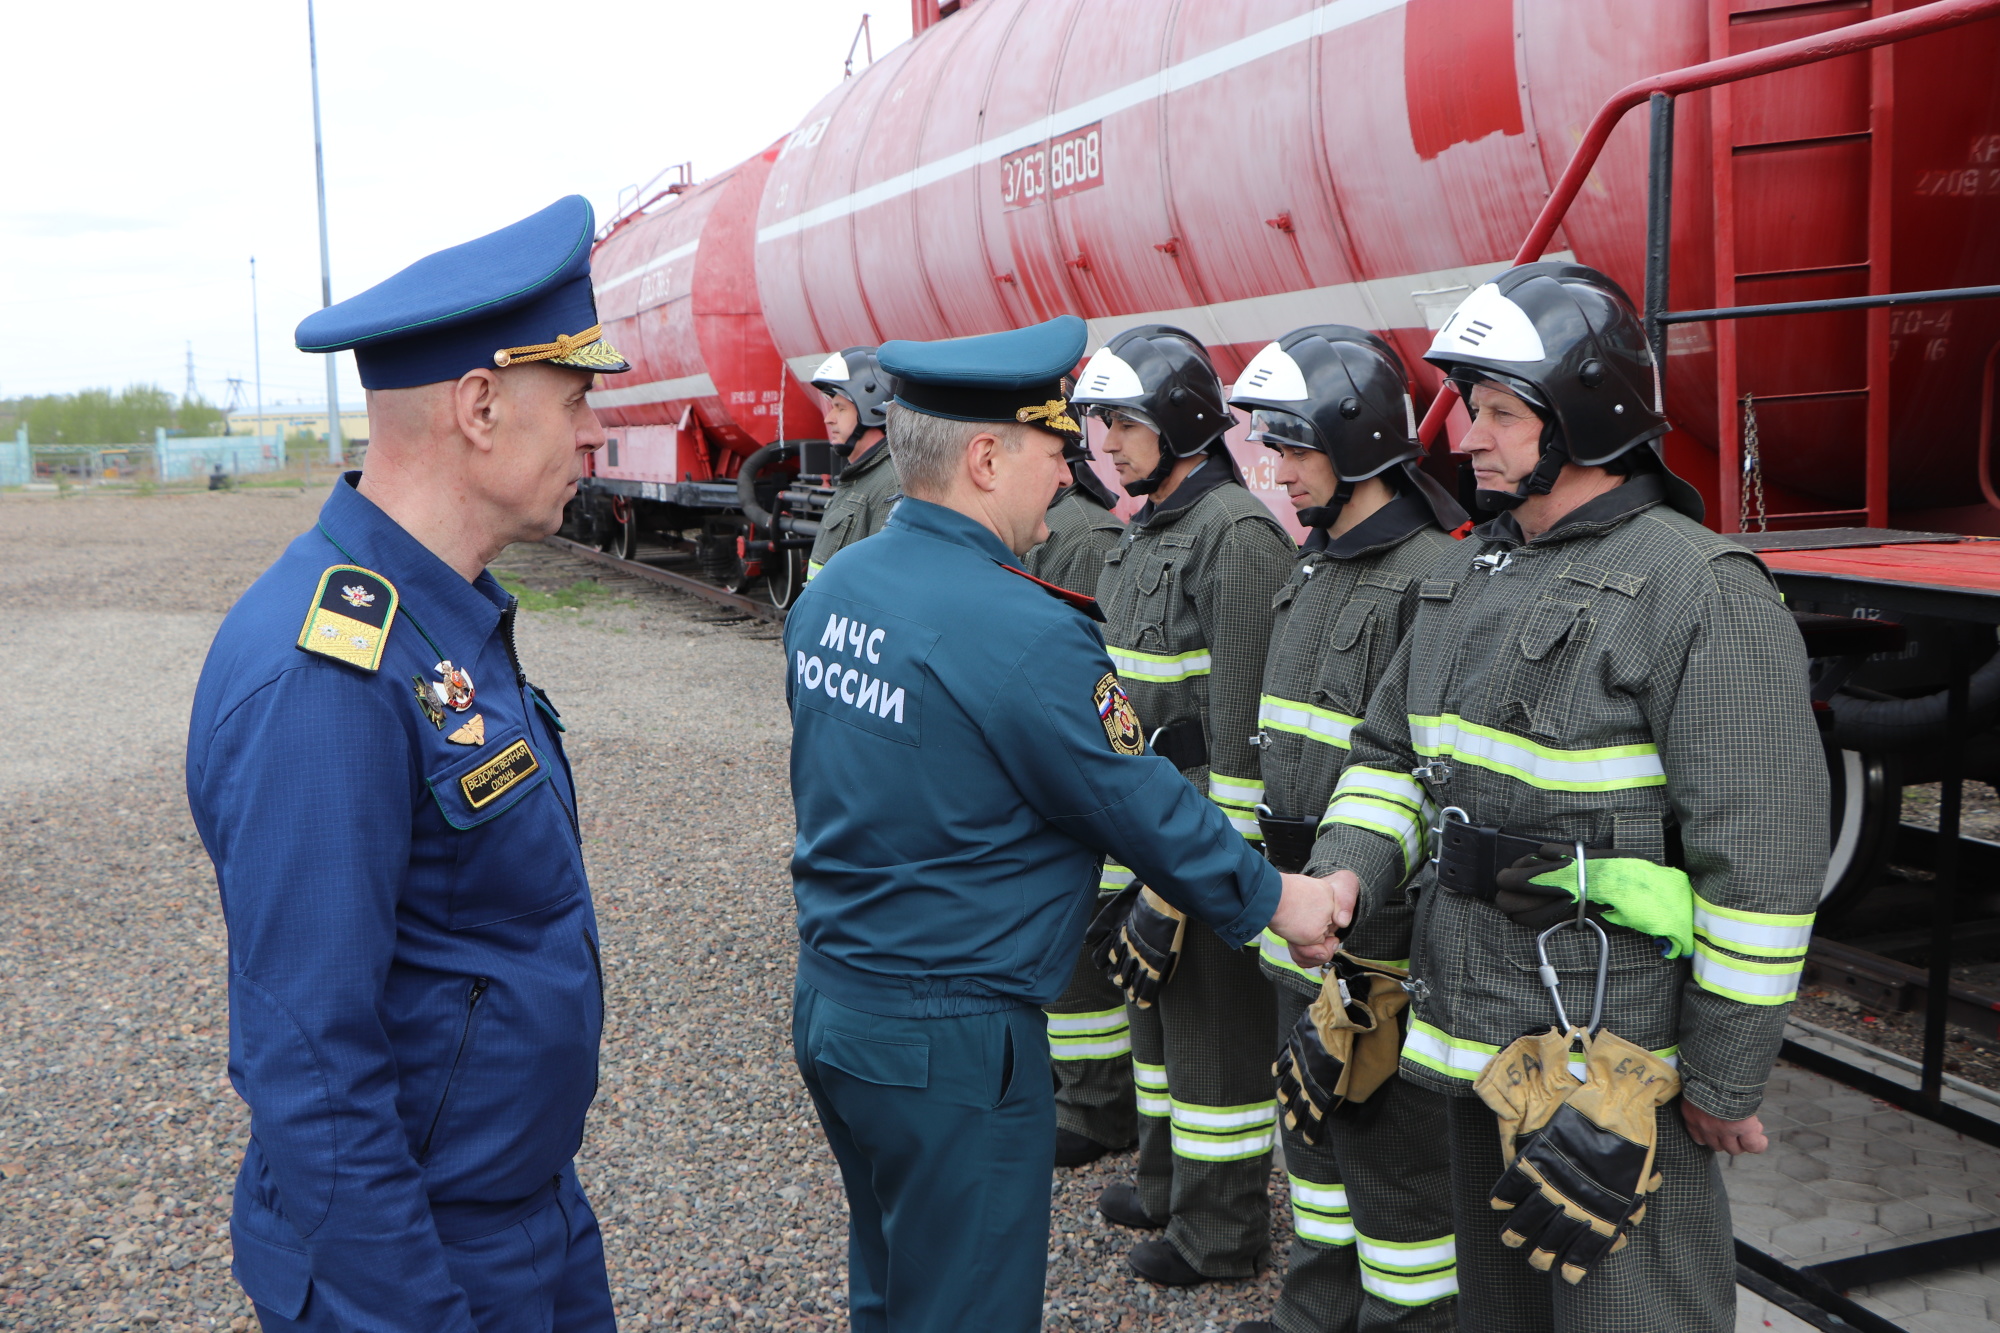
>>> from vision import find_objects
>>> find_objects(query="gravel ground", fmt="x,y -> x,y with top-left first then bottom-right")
0,488 -> 1296,1333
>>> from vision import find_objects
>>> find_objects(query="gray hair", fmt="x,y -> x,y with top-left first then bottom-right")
885,403 -> 1028,498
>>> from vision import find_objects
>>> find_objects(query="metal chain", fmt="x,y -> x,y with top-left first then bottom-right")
1740,392 -> 1768,534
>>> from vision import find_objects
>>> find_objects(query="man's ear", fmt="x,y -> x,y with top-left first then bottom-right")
965,430 -> 1003,493
453,368 -> 503,453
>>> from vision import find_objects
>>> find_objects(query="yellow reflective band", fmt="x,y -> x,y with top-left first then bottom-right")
1323,793 -> 1426,871
1259,694 -> 1358,750
1048,1007 -> 1130,1059
1100,862 -> 1135,893
1359,1264 -> 1459,1306
1290,1177 -> 1355,1245
1409,713 -> 1666,792
1108,645 -> 1212,682
1132,1060 -> 1168,1089
1047,1008 -> 1127,1036
805,559 -> 825,581
1357,1234 -> 1457,1272
1401,1019 -> 1501,1081
1133,1057 -> 1170,1115
1208,772 -> 1264,809
1215,793 -> 1263,840
1170,1099 -> 1278,1161
1259,927 -> 1325,980
1694,896 -> 1816,958
1332,764 -> 1426,813
1693,940 -> 1803,1005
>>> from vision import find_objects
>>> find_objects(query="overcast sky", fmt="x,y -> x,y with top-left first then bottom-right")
0,1 -> 910,410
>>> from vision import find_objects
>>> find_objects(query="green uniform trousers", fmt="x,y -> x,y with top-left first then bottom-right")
1445,1092 -> 1734,1333
1128,922 -> 1276,1276
1266,978 -> 1457,1332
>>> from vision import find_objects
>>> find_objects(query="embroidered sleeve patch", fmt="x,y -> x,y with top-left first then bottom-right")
460,739 -> 540,809
297,565 -> 399,671
1095,672 -> 1145,756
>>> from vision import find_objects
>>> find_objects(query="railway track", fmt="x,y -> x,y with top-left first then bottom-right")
542,534 -> 786,624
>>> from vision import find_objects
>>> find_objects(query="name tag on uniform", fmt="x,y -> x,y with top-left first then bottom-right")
461,739 -> 540,809
786,598 -> 935,746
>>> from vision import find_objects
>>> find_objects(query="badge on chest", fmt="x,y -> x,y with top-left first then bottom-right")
460,738 -> 539,809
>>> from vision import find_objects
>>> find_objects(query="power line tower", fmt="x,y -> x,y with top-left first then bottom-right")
225,378 -> 248,413
185,341 -> 200,404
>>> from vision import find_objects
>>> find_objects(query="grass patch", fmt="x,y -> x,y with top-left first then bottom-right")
495,572 -> 627,613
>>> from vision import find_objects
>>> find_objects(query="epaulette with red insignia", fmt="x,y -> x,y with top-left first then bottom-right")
999,563 -> 1106,623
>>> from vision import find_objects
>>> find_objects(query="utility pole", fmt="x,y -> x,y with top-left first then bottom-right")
185,341 -> 199,403
308,0 -> 343,466
250,257 -> 265,445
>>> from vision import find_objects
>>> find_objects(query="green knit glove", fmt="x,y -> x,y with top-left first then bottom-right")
1493,845 -> 1695,959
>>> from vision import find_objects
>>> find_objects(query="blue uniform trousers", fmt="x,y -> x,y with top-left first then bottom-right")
250,1168 -> 615,1333
793,981 -> 1054,1333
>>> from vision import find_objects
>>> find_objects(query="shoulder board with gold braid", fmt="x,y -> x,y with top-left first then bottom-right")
999,563 -> 1105,622
297,565 -> 400,671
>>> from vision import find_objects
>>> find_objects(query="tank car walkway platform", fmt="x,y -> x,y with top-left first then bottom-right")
1731,1047 -> 2000,1331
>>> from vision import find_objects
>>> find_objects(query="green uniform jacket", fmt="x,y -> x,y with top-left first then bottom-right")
807,439 -> 900,578
1098,456 -> 1295,847
1254,493 -> 1460,990
1314,473 -> 1827,1121
1025,487 -> 1125,597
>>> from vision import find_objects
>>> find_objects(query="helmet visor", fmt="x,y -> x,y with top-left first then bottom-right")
1246,408 -> 1318,452
1086,405 -> 1160,434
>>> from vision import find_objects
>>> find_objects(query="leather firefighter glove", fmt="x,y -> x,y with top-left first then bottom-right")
1493,844 -> 1696,959
1272,954 -> 1411,1143
1088,885 -> 1187,1008
1472,1027 -> 1585,1167
1489,1029 -> 1682,1284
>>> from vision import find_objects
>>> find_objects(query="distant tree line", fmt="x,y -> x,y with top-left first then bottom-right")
0,385 -> 226,445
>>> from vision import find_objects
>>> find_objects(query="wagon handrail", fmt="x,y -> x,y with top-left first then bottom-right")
1416,0 -> 2000,446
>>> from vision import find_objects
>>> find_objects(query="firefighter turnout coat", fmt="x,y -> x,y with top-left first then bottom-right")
807,439 -> 899,578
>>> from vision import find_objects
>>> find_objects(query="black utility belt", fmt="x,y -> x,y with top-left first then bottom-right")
1150,717 -> 1208,772
1434,815 -> 1603,902
1257,809 -> 1317,873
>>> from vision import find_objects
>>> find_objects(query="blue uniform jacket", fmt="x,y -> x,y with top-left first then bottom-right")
785,498 -> 1281,1018
185,476 -> 601,1331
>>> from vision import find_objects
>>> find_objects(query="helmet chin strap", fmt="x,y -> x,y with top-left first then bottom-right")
1296,478 -> 1355,532
1474,419 -> 1567,513
1121,443 -> 1177,497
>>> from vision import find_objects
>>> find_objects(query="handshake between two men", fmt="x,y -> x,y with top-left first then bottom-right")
1091,867 -> 1359,1008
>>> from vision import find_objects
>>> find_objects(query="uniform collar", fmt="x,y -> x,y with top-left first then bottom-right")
317,472 -> 512,658
1474,471 -> 1665,549
1134,451 -> 1233,529
1307,490 -> 1433,558
842,438 -> 895,479
885,495 -> 1023,567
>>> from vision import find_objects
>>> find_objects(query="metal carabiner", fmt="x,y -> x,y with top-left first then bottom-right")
1534,841 -> 1608,1034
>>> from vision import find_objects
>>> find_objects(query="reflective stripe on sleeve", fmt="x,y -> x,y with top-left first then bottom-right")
1169,1099 -> 1277,1161
805,559 -> 824,581
1289,1176 -> 1354,1246
1329,764 -> 1426,813
1357,1234 -> 1460,1306
1258,694 -> 1358,750
1409,713 -> 1666,792
1133,1059 -> 1170,1118
1047,1007 -> 1131,1061
1322,789 -> 1426,871
1107,645 -> 1212,682
1100,862 -> 1135,894
1692,940 -> 1803,1005
1208,772 -> 1264,810
1694,896 -> 1816,958
1259,928 -> 1325,981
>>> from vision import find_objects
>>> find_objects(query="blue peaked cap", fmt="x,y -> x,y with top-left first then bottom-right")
295,195 -> 630,390
878,316 -> 1087,439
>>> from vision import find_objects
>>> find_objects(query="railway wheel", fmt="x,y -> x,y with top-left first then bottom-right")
696,521 -> 751,592
767,549 -> 806,609
1818,744 -> 1901,926
599,496 -> 637,560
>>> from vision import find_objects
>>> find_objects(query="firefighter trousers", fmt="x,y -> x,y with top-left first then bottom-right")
1128,922 -> 1276,1277
1445,1092 -> 1734,1332
1047,934 -> 1138,1151
1266,979 -> 1457,1332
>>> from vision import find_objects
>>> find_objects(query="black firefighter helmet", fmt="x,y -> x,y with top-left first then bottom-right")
1070,325 -> 1233,496
1230,325 -> 1465,531
1423,261 -> 1701,519
1230,324 -> 1465,531
810,346 -> 892,452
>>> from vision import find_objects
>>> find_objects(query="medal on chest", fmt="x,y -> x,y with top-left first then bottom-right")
429,660 -> 476,712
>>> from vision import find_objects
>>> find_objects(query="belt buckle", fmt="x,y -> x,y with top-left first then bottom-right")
1430,805 -> 1469,866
